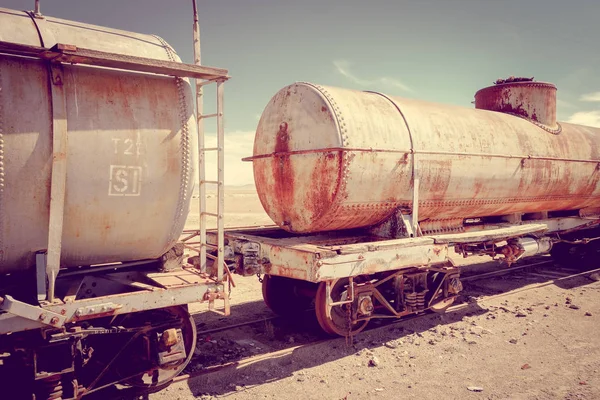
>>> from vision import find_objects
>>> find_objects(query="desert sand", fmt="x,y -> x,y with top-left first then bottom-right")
185,186 -> 273,231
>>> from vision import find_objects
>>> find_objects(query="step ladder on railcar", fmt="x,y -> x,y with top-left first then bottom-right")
180,1 -> 231,316
195,76 -> 229,314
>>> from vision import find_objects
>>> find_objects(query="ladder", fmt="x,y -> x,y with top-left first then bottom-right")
192,1 -> 230,315
196,81 -> 226,277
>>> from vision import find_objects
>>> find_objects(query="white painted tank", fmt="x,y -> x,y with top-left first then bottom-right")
0,8 -> 197,272
251,82 -> 600,233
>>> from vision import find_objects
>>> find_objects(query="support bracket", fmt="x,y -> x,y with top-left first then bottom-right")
0,295 -> 66,328
45,62 -> 68,302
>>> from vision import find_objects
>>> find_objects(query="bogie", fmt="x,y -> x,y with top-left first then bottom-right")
0,306 -> 196,399
309,266 -> 461,337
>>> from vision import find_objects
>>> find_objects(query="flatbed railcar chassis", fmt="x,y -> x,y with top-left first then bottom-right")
208,217 -> 600,336
208,226 -> 467,335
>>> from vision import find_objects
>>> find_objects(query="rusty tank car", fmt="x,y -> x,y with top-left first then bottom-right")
213,78 -> 600,336
1,8 -> 197,273
251,81 -> 600,234
0,4 -> 230,399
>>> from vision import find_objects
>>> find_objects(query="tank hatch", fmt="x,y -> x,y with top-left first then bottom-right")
474,76 -> 561,134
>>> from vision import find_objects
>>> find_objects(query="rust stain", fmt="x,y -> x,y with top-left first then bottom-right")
271,122 -> 296,229
71,310 -> 118,322
305,150 -> 343,231
472,180 -> 485,198
166,145 -> 180,174
272,265 -> 303,279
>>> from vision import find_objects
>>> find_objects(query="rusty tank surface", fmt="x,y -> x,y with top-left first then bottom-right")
250,81 -> 600,233
0,8 -> 197,272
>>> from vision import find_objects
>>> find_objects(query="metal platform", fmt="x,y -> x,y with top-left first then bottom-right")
0,41 -> 229,80
209,222 -> 559,283
0,266 -> 223,335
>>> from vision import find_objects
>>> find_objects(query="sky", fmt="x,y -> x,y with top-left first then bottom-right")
3,0 -> 600,185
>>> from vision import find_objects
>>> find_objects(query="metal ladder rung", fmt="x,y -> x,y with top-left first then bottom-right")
201,212 -> 220,218
200,147 -> 220,152
202,243 -> 219,250
200,113 -> 221,119
197,79 -> 219,88
200,180 -> 220,185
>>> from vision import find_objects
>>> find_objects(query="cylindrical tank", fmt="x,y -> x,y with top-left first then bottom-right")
0,8 -> 197,273
251,82 -> 600,233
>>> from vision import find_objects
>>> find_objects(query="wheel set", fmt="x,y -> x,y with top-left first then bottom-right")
261,268 -> 460,337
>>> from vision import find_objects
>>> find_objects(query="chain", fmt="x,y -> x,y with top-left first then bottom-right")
345,302 -> 353,346
345,279 -> 354,346
257,273 -> 264,283
227,266 -> 232,297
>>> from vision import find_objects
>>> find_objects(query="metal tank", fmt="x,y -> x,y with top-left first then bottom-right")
0,8 -> 197,272
250,81 -> 600,233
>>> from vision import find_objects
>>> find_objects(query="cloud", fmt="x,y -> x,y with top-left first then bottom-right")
333,60 -> 413,93
580,92 -> 600,102
566,111 -> 600,128
556,99 -> 575,109
200,130 -> 256,186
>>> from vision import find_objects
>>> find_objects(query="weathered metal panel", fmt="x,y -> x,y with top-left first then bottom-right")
0,8 -> 197,273
251,82 -> 600,233
217,229 -> 449,282
315,242 -> 448,280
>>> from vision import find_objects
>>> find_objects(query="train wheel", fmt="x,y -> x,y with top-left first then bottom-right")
429,296 -> 456,313
315,278 -> 369,336
262,275 -> 314,316
115,306 -> 197,393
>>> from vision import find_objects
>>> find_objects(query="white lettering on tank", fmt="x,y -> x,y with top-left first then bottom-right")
136,132 -> 142,157
123,139 -> 134,155
108,165 -> 142,196
112,135 -> 143,156
112,138 -> 121,154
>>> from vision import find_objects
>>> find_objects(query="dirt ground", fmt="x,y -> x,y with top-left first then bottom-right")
154,187 -> 600,400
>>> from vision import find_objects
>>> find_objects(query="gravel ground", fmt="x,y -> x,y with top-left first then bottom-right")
151,267 -> 600,400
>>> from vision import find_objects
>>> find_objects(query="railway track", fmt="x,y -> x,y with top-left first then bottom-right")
90,259 -> 598,398
168,259 -> 599,385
